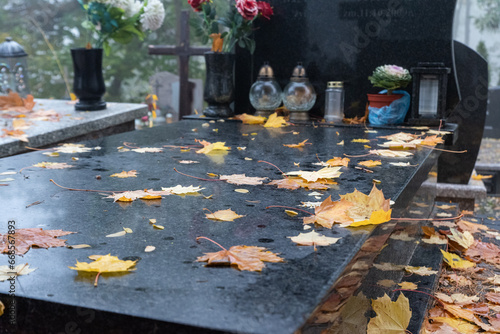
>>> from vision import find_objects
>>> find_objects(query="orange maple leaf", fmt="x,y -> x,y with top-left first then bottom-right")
283,139 -> 311,148
358,160 -> 382,167
420,135 -> 444,146
234,113 -> 267,124
325,157 -> 350,167
303,197 -> 355,228
196,237 -> 284,272
0,228 -> 74,255
210,33 -> 224,52
0,92 -> 36,112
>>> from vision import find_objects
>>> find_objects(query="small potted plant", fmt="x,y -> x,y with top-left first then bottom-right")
367,65 -> 412,125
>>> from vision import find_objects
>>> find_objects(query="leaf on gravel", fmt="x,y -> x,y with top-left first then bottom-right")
197,245 -> 284,272
435,293 -> 479,305
110,170 -> 138,178
205,209 -> 245,222
288,230 -> 341,247
441,250 -> 476,269
0,264 -> 37,281
404,266 -> 439,276
367,293 -> 411,334
220,174 -> 267,185
0,228 -> 74,255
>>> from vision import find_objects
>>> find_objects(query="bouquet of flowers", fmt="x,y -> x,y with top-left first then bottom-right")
188,0 -> 273,54
78,0 -> 165,55
368,65 -> 412,95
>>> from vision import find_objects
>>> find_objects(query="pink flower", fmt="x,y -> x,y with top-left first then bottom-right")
236,0 -> 258,20
188,0 -> 209,12
384,65 -> 409,78
257,1 -> 273,20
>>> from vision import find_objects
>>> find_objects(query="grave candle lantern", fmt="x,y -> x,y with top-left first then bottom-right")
0,37 -> 29,97
282,62 -> 316,121
249,62 -> 282,117
409,62 -> 450,126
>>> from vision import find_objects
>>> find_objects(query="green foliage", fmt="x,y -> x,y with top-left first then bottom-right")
475,0 -> 500,31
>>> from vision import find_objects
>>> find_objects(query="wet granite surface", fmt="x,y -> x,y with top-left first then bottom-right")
0,99 -> 147,158
0,120 -> 442,333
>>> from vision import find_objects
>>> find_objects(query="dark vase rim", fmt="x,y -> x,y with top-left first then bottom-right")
71,47 -> 103,52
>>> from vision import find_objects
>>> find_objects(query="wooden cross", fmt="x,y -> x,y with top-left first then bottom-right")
149,10 -> 211,118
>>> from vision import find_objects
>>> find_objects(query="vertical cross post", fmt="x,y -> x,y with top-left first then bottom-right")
149,10 -> 211,118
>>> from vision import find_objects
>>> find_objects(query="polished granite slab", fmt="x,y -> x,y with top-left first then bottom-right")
0,99 -> 148,158
0,120 -> 441,333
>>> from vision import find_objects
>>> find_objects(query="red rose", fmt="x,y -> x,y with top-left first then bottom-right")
257,1 -> 273,20
236,0 -> 258,20
188,0 -> 209,12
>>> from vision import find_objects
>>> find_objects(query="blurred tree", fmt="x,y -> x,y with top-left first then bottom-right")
475,0 -> 500,31
0,0 -> 206,102
476,40 -> 491,83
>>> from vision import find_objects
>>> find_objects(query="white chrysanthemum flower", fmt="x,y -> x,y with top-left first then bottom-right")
125,0 -> 143,18
140,0 -> 165,31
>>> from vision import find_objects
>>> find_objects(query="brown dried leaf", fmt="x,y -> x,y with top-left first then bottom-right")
0,228 -> 74,255
197,245 -> 284,271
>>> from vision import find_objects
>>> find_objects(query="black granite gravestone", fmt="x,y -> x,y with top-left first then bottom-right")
484,86 -> 500,139
235,0 -> 460,119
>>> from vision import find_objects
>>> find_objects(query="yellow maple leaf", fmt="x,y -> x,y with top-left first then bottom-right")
471,174 -> 493,180
367,293 -> 411,334
205,209 -> 245,222
440,249 -> 476,269
69,254 -> 137,286
352,138 -> 370,143
283,139 -> 310,148
195,139 -> 231,154
358,160 -> 382,167
264,112 -> 287,128
420,135 -> 444,146
110,170 -> 138,178
447,228 -> 474,249
398,282 -> 418,290
430,317 -> 479,334
234,113 -> 267,124
347,208 -> 392,227
340,185 -> 392,227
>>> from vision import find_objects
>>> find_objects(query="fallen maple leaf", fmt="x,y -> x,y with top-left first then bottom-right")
195,139 -> 231,154
339,185 -> 392,227
54,143 -> 93,154
288,230 -> 341,248
286,167 -> 342,182
379,132 -> 419,142
472,174 -> 493,180
324,157 -> 350,167
398,282 -> 418,290
69,254 -> 137,286
367,293 -> 411,334
131,147 -> 163,153
420,135 -> 444,146
404,266 -> 439,276
457,220 -> 488,233
448,228 -> 474,249
303,197 -> 355,228
205,209 -> 245,221
105,189 -> 171,202
486,292 -> 500,304
234,113 -> 267,124
441,249 -> 476,269
328,294 -> 370,334
161,185 -> 204,195
267,178 -> 301,190
219,174 -> 267,185
196,237 -> 284,272
0,92 -> 35,112
283,139 -> 310,148
465,241 -> 500,265
32,162 -> 74,169
358,160 -> 382,167
0,263 -> 37,281
369,149 -> 413,157
352,138 -> 370,143
429,317 -> 479,334
1,128 -> 28,142
110,170 -> 138,178
0,228 -> 74,255
263,112 -> 287,128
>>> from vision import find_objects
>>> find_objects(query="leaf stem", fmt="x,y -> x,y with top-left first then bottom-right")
196,236 -> 227,251
258,160 -> 287,177
94,272 -> 101,287
49,179 -> 115,193
123,142 -> 140,149
417,145 -> 467,153
173,168 -> 224,182
265,205 -> 313,215
391,214 -> 463,221
344,153 -> 371,158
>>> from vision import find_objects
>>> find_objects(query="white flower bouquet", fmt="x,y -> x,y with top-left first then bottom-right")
78,0 -> 165,55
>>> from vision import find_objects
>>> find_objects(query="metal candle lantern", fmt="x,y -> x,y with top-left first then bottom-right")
0,37 -> 29,96
409,62 -> 450,126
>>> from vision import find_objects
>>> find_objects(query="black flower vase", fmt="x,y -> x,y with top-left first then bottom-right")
203,52 -> 235,118
71,48 -> 106,111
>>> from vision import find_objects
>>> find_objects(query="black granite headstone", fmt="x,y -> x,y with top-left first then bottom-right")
235,0 -> 460,118
484,86 -> 500,139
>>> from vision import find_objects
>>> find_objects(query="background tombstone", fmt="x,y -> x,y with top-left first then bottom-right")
484,86 -> 500,139
235,0 -> 460,118
149,71 -> 203,121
